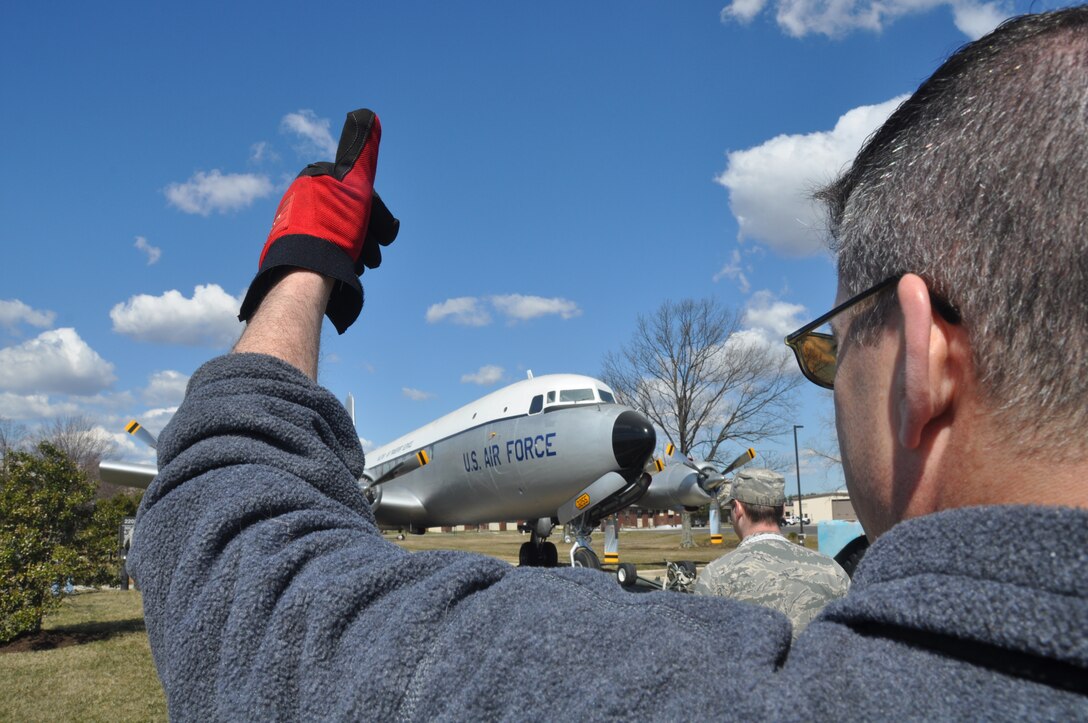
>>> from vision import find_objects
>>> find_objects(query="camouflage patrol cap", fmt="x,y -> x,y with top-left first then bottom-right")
728,468 -> 786,507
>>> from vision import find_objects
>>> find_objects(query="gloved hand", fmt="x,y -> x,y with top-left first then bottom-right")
238,108 -> 400,334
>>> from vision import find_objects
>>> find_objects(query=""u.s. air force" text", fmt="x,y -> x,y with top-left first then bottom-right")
462,433 -> 557,472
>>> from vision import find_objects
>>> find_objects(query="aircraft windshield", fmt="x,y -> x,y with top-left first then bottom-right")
559,388 -> 595,403
598,389 -> 615,403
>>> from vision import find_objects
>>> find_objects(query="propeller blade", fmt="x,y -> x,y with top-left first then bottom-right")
125,420 -> 158,450
709,501 -> 724,545
722,447 -> 756,475
371,447 -> 431,486
646,441 -> 677,474
344,393 -> 356,427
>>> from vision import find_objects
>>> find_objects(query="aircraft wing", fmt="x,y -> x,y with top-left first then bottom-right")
100,460 -> 158,489
98,458 -> 427,529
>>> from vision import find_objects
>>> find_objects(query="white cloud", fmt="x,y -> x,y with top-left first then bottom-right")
426,295 -> 582,326
110,284 -> 243,347
712,249 -> 751,292
142,370 -> 189,406
250,141 -> 280,164
743,290 -> 807,337
722,0 -> 1013,39
165,170 -> 274,215
426,297 -> 492,326
490,294 -> 582,322
0,392 -> 80,420
461,365 -> 504,386
717,95 -> 908,256
281,110 -> 337,159
0,328 -> 116,395
726,290 -> 809,365
0,299 -> 56,332
134,236 -> 162,265
951,0 -> 1008,38
402,387 -> 434,401
724,0 -> 769,22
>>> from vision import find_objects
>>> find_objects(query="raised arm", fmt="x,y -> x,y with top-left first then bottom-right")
232,270 -> 332,380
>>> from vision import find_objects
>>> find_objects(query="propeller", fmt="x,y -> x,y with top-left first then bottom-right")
124,419 -> 158,450
722,447 -> 756,475
649,443 -> 757,494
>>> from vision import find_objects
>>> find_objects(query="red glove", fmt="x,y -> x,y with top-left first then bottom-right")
238,108 -> 399,333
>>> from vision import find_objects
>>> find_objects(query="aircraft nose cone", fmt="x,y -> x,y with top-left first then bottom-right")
612,410 -> 656,470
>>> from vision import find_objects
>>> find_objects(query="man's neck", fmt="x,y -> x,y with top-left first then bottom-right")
924,400 -> 1088,513
738,522 -> 782,541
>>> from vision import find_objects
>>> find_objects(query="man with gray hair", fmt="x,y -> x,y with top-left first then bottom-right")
693,469 -> 849,637
130,8 -> 1087,719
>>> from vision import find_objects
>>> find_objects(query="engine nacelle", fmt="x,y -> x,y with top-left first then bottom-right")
359,476 -> 382,510
637,464 -> 715,510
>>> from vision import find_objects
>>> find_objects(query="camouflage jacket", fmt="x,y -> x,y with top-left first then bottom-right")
693,532 -> 850,638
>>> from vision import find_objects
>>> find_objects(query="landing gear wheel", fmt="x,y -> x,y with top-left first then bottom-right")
616,563 -> 638,588
541,542 -> 558,568
572,547 -> 601,570
519,541 -> 539,567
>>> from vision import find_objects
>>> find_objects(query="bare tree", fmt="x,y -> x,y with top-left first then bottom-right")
34,416 -> 113,484
602,297 -> 801,464
0,417 -> 28,456
807,400 -> 842,471
602,298 -> 802,547
754,449 -> 794,475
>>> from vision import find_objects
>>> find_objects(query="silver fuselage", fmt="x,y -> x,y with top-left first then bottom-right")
372,403 -> 645,528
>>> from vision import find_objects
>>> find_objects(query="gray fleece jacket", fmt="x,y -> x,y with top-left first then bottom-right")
129,354 -> 1088,721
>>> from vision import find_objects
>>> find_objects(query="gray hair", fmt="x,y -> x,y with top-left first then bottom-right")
818,6 -> 1088,444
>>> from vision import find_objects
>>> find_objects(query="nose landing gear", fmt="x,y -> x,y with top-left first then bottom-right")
518,518 -> 559,567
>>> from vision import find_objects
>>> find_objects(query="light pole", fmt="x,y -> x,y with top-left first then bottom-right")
793,424 -> 804,539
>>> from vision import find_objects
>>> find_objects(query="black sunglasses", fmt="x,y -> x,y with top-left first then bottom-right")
784,275 -> 960,389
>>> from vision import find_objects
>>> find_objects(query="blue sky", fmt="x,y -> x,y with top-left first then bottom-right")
0,0 -> 1068,492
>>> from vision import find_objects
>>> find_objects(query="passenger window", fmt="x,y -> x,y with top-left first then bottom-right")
529,394 -> 543,414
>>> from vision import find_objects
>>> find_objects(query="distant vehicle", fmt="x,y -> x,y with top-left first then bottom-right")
783,515 -> 799,526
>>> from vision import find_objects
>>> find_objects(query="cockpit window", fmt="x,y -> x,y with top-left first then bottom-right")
546,391 -> 555,403
559,388 -> 595,403
598,389 -> 615,403
529,394 -> 543,414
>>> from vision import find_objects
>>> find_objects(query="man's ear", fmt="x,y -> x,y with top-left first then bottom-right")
897,274 -> 955,449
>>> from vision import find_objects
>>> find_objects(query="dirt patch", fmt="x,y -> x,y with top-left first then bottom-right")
0,618 -> 146,654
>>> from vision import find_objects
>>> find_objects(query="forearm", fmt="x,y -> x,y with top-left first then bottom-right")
232,269 -> 334,380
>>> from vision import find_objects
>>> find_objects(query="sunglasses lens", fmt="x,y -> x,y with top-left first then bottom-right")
797,333 -> 837,389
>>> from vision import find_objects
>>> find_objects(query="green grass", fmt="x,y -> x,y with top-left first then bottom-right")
0,591 -> 167,722
391,527 -> 742,567
390,527 -> 818,568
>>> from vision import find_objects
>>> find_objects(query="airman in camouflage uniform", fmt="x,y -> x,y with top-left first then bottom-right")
693,468 -> 849,638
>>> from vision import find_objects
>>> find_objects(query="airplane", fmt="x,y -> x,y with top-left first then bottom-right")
102,372 -> 658,568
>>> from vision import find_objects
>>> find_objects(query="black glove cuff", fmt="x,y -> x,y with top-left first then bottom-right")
237,235 -> 363,335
